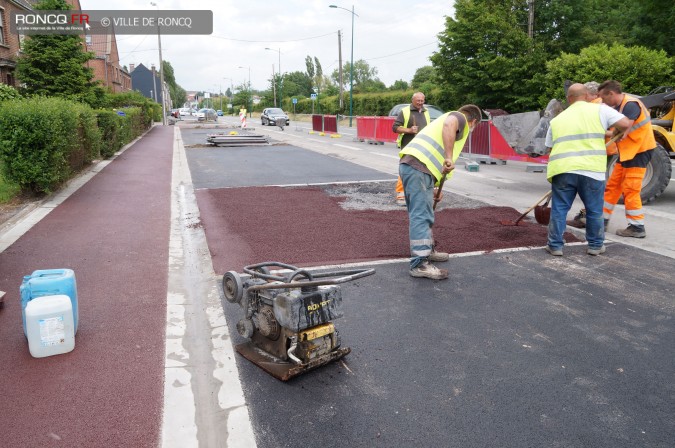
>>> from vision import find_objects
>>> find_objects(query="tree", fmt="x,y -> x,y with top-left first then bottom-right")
15,0 -> 102,106
431,0 -> 548,112
389,80 -> 409,91
539,43 -> 674,105
330,59 -> 382,93
283,71 -> 313,98
162,61 -> 186,108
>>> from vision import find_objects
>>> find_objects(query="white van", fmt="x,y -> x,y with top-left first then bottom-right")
179,108 -> 191,116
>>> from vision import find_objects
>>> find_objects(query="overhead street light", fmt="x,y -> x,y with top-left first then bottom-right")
238,66 -> 251,117
265,47 -> 282,109
329,4 -> 358,127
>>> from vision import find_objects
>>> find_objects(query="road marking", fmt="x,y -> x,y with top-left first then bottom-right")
333,144 -> 363,151
163,127 -> 256,448
373,152 -> 399,160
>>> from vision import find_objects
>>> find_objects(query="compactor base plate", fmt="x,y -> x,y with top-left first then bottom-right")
235,342 -> 350,381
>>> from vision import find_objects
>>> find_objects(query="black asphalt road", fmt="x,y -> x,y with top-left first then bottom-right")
186,128 -> 675,448
224,247 -> 675,448
185,144 -> 394,189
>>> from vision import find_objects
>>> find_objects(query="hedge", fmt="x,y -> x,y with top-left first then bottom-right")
0,96 -> 153,195
281,88 -> 445,117
0,97 -> 100,194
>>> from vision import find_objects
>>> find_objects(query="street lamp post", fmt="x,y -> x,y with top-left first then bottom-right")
329,4 -> 357,127
265,47 -> 282,109
150,2 -> 166,125
223,77 -> 233,114
238,66 -> 251,118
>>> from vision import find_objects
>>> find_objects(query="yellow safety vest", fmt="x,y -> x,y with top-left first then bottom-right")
399,111 -> 470,185
396,106 -> 431,148
547,101 -> 607,181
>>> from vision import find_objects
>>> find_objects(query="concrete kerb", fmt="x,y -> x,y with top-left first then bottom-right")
0,125 -> 155,253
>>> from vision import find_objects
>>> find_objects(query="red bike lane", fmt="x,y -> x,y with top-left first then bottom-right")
0,126 -> 173,447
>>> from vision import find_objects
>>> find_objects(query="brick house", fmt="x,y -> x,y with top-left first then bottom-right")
11,0 -> 131,93
0,0 -> 31,87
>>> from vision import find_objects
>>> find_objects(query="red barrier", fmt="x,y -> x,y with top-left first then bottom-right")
374,116 -> 398,143
356,116 -> 398,144
487,121 -> 548,164
311,115 -> 323,132
323,115 -> 338,133
356,116 -> 378,141
458,121 -> 547,164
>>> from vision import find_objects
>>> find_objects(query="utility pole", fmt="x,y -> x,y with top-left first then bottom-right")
528,0 -> 534,38
337,30 -> 343,111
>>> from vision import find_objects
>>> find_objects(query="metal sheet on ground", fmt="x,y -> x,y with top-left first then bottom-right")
224,244 -> 675,448
185,145 -> 395,189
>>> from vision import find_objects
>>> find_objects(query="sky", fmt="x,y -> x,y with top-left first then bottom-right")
81,0 -> 455,95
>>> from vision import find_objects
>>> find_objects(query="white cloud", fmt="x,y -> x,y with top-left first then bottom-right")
82,0 -> 453,93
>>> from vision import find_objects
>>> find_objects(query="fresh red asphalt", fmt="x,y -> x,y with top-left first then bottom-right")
0,127 -> 173,447
196,186 -> 579,274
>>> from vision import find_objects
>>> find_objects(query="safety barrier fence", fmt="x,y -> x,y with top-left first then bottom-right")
355,116 -> 398,144
462,121 -> 548,164
311,115 -> 339,134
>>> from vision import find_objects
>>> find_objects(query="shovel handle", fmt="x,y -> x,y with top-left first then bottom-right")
514,190 -> 552,224
433,173 -> 447,210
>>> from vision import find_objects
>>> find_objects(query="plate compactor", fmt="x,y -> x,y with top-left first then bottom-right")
223,262 -> 375,381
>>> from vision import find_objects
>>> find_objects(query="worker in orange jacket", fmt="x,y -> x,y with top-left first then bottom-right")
598,80 -> 656,238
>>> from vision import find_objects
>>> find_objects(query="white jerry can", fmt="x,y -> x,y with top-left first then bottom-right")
25,295 -> 75,358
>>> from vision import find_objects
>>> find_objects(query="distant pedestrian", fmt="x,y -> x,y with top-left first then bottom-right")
393,92 -> 431,206
399,104 -> 481,279
544,83 -> 630,256
598,80 -> 657,238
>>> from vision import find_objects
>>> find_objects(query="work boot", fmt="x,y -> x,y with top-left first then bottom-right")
616,225 -> 646,238
567,209 -> 586,229
428,249 -> 450,262
587,245 -> 606,256
410,261 -> 449,280
396,194 -> 406,207
545,246 -> 563,256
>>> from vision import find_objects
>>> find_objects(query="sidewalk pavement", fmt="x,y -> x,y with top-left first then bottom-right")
0,126 -> 173,446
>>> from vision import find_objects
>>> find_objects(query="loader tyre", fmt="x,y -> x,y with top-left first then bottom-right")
606,143 -> 671,204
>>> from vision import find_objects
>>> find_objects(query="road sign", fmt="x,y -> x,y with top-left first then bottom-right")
310,93 -> 317,101
292,98 -> 298,104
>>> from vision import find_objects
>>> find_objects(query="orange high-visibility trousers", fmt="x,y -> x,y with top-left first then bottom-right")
603,163 -> 646,226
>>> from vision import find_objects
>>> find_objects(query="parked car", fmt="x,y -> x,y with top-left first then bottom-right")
387,104 -> 445,121
261,108 -> 290,126
195,108 -> 217,122
216,109 -> 224,116
179,108 -> 192,116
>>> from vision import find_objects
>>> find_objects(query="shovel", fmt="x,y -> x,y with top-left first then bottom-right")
433,173 -> 447,210
501,190 -> 552,226
501,131 -> 626,227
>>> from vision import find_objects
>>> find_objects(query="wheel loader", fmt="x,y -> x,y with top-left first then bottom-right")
498,86 -> 674,203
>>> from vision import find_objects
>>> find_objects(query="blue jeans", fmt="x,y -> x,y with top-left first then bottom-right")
399,163 -> 435,268
548,173 -> 605,250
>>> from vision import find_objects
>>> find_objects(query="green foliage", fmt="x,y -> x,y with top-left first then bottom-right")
0,160 -> 21,203
96,110 -> 136,158
0,97 -> 101,194
162,60 -> 187,107
16,0 -> 103,107
101,91 -> 159,127
431,0 -> 548,112
330,60 -> 383,94
539,43 -> 675,106
0,84 -> 22,102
